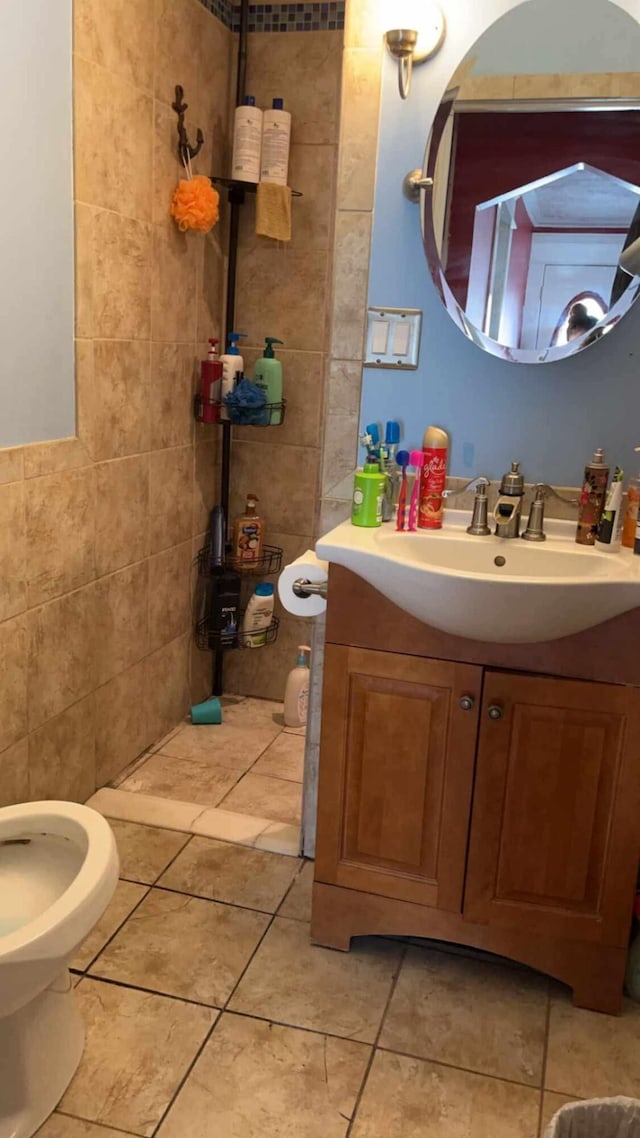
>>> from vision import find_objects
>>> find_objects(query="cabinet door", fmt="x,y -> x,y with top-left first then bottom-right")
315,645 -> 482,910
464,670 -> 640,945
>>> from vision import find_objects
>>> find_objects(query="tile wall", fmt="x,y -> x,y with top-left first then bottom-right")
0,0 -> 232,806
223,28 -> 343,699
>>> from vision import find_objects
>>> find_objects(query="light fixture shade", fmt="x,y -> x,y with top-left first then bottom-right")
383,2 -> 446,99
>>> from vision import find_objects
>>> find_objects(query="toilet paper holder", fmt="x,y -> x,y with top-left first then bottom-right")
292,577 -> 328,600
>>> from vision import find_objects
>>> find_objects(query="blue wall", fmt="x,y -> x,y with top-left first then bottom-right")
360,2 -> 640,486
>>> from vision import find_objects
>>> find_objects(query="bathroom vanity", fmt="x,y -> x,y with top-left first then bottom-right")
311,561 -> 640,1015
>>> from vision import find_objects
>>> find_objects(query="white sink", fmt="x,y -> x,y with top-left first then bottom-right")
315,511 -> 640,643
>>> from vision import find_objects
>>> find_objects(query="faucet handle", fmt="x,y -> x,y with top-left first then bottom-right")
467,478 -> 491,536
442,474 -> 491,499
522,484 -> 547,542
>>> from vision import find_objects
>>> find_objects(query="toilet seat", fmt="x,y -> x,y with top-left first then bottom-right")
0,801 -> 118,966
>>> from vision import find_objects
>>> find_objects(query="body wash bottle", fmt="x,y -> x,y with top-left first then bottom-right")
231,96 -> 262,183
232,494 -> 265,566
260,98 -> 292,186
220,332 -> 246,421
576,448 -> 609,546
253,337 -> 284,424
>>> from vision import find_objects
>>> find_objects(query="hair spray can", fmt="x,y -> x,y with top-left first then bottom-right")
418,425 -> 449,529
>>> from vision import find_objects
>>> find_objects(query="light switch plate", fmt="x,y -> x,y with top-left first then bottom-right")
364,307 -> 422,370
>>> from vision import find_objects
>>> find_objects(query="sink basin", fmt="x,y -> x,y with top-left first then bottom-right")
315,511 -> 640,643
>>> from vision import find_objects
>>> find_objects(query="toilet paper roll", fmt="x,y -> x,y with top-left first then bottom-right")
278,550 -> 329,617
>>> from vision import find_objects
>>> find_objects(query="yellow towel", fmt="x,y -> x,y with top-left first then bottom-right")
256,182 -> 292,242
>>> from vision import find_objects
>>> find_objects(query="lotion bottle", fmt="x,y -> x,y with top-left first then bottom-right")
220,332 -> 246,421
253,337 -> 284,424
284,645 -> 311,728
260,98 -> 292,186
232,493 -> 265,566
231,96 -> 263,183
242,582 -> 275,647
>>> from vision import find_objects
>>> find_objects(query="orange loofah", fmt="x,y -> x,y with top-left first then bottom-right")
171,175 -> 219,233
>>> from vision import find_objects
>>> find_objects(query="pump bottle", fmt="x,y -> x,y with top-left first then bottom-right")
220,332 -> 246,421
199,339 -> 222,423
284,645 -> 311,728
253,337 -> 284,424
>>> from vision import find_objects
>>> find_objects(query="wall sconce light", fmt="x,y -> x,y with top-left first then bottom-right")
384,3 -> 446,99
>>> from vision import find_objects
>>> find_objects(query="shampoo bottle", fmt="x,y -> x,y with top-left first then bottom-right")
231,96 -> 263,183
220,332 -> 247,421
260,98 -> 292,186
284,645 -> 311,728
206,506 -> 241,644
622,448 -> 640,549
242,582 -> 275,647
418,425 -> 449,529
199,338 -> 222,423
576,448 -> 609,546
351,458 -> 386,527
253,337 -> 284,424
232,494 -> 265,566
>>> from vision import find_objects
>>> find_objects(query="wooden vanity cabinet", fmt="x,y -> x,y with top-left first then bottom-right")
312,567 -> 640,1014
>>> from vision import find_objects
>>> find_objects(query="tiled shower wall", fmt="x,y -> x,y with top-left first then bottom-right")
223,29 -> 343,699
0,0 -> 232,806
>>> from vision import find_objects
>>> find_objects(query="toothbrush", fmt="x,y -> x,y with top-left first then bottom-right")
396,450 -> 410,531
408,450 -> 424,532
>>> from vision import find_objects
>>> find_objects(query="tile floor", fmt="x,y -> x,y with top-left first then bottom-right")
39,818 -> 640,1138
87,696 -> 304,856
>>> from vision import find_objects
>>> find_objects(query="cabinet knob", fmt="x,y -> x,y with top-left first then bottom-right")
459,695 -> 475,711
488,704 -> 503,720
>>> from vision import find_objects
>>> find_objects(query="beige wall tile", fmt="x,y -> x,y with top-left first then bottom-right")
611,73 -> 640,96
149,343 -> 195,450
459,75 -> 516,100
245,31 -> 343,145
225,607 -> 312,702
236,248 -> 330,353
151,221 -> 199,343
149,445 -> 193,552
513,73 -> 614,99
25,467 -> 96,607
29,695 -> 96,802
196,231 -> 226,346
318,496 -> 351,534
23,436 -> 93,479
74,0 -> 155,91
0,616 -> 27,752
94,561 -> 149,687
195,4 -> 233,138
148,541 -> 192,653
95,455 -> 150,577
74,56 -> 153,221
0,737 -> 29,808
345,0 -> 383,49
322,412 -> 359,495
235,349 -> 324,448
330,211 -> 371,360
0,448 -> 23,485
27,586 -> 97,731
230,441 -> 319,536
0,480 -> 26,622
193,440 -> 220,536
338,49 -> 381,211
93,210 -> 152,339
95,658 -> 151,785
327,359 -> 362,414
153,101 -> 191,226
145,633 -> 191,742
75,204 -> 95,339
238,145 -> 336,255
154,0 -> 201,109
84,340 -> 151,462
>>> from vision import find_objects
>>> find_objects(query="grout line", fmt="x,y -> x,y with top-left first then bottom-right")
149,880 -> 279,918
538,985 -> 554,1134
54,1109 -> 138,1136
76,883 -> 152,975
78,971 -> 220,1011
150,909 -> 279,1135
345,942 -> 408,1137
374,1042 -> 549,1095
275,855 -> 307,916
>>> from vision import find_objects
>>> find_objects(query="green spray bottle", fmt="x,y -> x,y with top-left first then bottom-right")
253,337 -> 284,424
351,456 -> 387,527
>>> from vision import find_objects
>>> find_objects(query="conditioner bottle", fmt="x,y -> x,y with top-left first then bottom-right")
231,96 -> 262,183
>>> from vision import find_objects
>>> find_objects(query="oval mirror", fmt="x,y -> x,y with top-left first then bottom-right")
422,0 -> 640,362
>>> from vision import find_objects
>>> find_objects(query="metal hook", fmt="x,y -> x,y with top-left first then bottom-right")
172,84 -> 204,162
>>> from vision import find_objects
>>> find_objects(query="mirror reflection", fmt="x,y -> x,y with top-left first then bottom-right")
422,0 -> 640,363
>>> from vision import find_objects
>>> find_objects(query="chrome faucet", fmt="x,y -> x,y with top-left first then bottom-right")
494,461 -> 525,539
521,483 -> 579,542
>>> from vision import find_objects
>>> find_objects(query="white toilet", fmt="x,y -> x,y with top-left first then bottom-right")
0,801 -> 118,1138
